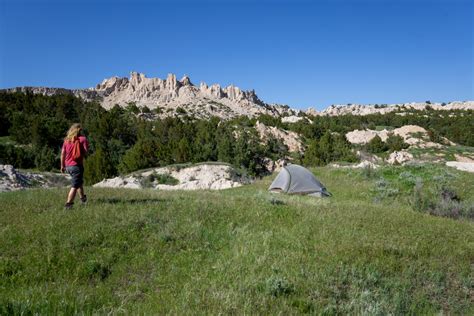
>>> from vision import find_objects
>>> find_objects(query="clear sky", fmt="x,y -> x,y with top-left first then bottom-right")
0,0 -> 472,110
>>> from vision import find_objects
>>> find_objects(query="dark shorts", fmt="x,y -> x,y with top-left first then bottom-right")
66,165 -> 84,188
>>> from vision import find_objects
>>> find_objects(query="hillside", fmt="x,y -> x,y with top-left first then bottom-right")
1,165 -> 473,314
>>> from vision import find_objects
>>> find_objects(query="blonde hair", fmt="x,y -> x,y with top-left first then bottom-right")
64,123 -> 82,142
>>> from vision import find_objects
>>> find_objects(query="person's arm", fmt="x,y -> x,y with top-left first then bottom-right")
60,145 -> 66,173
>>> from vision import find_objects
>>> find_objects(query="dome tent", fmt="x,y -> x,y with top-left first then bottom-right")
268,164 -> 331,197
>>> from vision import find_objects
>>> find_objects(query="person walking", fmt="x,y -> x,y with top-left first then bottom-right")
61,123 -> 89,209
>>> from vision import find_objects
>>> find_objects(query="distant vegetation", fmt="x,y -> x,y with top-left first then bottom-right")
0,92 -> 289,182
287,110 -> 474,147
1,92 -> 473,184
366,134 -> 409,154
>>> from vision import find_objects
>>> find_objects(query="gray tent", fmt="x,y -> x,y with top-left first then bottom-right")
268,164 -> 331,197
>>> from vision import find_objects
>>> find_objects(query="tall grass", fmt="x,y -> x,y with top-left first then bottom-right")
1,166 -> 473,314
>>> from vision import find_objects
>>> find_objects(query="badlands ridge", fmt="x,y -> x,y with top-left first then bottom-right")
3,72 -> 473,119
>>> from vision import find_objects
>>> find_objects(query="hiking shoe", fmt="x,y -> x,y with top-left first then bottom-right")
64,202 -> 74,209
80,195 -> 87,204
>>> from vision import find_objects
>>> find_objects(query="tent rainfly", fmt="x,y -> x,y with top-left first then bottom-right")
268,164 -> 331,197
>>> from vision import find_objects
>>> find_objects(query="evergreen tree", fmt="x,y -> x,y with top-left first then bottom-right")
118,139 -> 158,174
366,135 -> 388,153
193,120 -> 217,162
303,139 -> 322,166
386,134 -> 408,152
217,126 -> 235,163
233,129 -> 266,176
84,148 -> 115,184
303,132 -> 356,166
34,146 -> 58,171
264,135 -> 289,160
174,138 -> 192,163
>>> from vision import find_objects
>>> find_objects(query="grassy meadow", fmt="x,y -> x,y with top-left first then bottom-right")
1,165 -> 473,314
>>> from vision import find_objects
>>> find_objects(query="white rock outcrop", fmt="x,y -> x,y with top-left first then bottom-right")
0,165 -> 27,192
281,115 -> 304,123
0,164 -> 70,192
94,163 -> 253,190
93,176 -> 142,189
329,161 -> 379,169
446,162 -> 474,173
387,151 -> 414,165
310,101 -> 474,116
345,125 -> 454,149
255,121 -> 304,153
346,130 -> 380,145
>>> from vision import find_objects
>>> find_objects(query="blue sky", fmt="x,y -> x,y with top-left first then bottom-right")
0,0 -> 472,109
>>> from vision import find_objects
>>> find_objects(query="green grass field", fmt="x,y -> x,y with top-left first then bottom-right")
1,165 -> 473,314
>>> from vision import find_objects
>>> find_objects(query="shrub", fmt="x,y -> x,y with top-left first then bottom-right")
268,196 -> 285,205
372,178 -> 399,201
303,131 -> 357,166
427,128 -> 443,144
155,173 -> 179,185
118,139 -> 158,174
386,134 -> 408,152
141,106 -> 151,114
84,148 -> 116,185
139,174 -> 155,188
125,103 -> 140,115
366,135 -> 388,153
176,107 -> 187,115
265,276 -> 294,296
410,181 -> 474,220
427,198 -> 474,219
409,179 -> 431,212
139,173 -> 178,187
34,146 -> 58,171
398,171 -> 418,188
0,143 -> 35,169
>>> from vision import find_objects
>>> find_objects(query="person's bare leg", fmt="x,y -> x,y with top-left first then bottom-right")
67,187 -> 78,204
78,186 -> 87,203
78,186 -> 85,199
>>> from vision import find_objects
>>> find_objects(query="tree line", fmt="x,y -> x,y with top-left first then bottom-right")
1,92 -> 472,184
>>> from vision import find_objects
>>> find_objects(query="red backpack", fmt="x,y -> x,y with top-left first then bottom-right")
71,137 -> 82,161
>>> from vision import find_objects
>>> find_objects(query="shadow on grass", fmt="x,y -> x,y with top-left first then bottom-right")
96,197 -> 166,204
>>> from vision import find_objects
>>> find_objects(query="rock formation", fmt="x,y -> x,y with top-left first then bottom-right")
307,101 -> 474,116
387,151 -> 414,165
345,125 -> 463,167
446,161 -> 474,173
3,72 -> 472,120
345,125 -> 453,148
0,164 -> 70,192
94,163 -> 253,190
255,121 -> 304,153
2,72 -> 297,120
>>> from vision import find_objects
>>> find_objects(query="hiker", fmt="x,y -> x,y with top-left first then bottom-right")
60,123 -> 89,209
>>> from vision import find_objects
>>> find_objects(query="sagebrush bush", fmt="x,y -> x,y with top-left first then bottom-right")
155,173 -> 179,185
410,182 -> 474,220
265,276 -> 294,297
372,178 -> 399,201
139,173 -> 179,187
409,179 -> 431,212
398,171 -> 418,187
